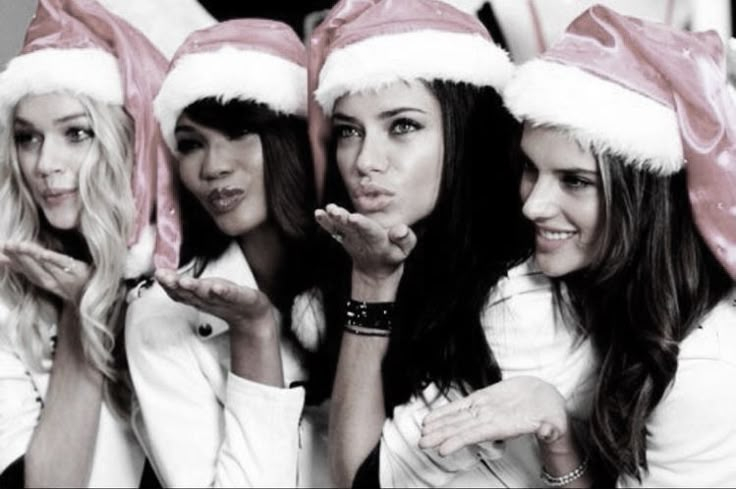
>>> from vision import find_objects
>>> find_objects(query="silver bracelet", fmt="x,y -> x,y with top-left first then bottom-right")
540,454 -> 589,487
343,324 -> 391,337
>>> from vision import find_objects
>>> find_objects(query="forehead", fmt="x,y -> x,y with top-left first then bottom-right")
332,80 -> 440,117
14,93 -> 87,124
521,125 -> 597,172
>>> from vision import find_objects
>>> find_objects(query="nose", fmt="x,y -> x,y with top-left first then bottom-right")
521,177 -> 559,221
354,131 -> 388,176
201,140 -> 234,181
35,138 -> 64,177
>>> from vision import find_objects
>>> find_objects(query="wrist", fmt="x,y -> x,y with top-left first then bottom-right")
351,268 -> 402,302
230,312 -> 280,342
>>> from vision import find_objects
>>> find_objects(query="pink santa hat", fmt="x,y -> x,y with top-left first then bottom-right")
153,19 -> 307,154
307,0 -> 514,198
0,0 -> 180,275
504,4 -> 736,279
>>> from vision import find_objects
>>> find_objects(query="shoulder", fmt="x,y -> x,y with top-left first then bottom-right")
679,290 -> 736,365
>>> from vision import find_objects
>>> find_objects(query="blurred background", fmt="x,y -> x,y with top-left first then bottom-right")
1,1 -> 734,65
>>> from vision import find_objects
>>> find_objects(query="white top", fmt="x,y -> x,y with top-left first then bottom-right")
124,242 -> 331,488
379,261 -> 598,487
618,290 -> 736,488
0,302 -> 145,487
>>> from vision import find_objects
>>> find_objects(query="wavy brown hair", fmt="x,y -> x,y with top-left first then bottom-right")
556,150 -> 732,482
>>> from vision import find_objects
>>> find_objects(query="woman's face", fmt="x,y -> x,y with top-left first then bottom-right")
14,93 -> 98,231
174,114 -> 268,237
519,125 -> 601,277
332,80 -> 444,228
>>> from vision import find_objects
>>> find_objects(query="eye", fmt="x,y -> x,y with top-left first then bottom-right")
390,118 -> 421,135
561,173 -> 595,190
175,137 -> 203,155
14,130 -> 42,151
333,124 -> 361,140
66,126 -> 94,143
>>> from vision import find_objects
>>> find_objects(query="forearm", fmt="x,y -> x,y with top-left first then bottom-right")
329,333 -> 388,487
25,306 -> 103,488
230,313 -> 284,388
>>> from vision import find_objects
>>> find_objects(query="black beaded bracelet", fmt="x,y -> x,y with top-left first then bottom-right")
345,299 -> 395,332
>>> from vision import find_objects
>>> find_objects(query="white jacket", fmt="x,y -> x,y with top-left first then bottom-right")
125,243 -> 331,488
378,261 -> 598,487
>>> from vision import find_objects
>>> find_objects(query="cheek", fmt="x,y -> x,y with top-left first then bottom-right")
335,144 -> 357,180
176,158 -> 203,194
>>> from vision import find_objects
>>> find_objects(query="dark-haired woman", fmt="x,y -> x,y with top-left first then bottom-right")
308,0 -> 598,486
124,20 -> 331,487
488,5 -> 736,486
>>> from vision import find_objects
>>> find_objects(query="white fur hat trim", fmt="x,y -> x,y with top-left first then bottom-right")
154,46 -> 307,152
504,59 -> 683,174
314,29 -> 513,114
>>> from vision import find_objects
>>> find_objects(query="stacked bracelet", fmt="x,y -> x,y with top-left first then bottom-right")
540,455 -> 589,487
344,299 -> 394,337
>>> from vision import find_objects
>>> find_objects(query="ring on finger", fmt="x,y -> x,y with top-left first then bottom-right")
331,232 -> 344,244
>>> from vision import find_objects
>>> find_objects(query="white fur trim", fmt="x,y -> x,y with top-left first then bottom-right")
504,59 -> 683,174
0,48 -> 123,121
314,30 -> 513,114
125,223 -> 156,279
154,46 -> 307,151
291,290 -> 325,353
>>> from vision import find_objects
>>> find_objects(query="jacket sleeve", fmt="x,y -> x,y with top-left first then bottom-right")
0,339 -> 40,475
125,284 -> 306,488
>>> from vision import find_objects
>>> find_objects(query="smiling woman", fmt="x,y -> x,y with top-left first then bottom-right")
504,5 -> 736,486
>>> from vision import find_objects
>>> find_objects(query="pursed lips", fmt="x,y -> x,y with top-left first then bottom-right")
206,186 -> 245,214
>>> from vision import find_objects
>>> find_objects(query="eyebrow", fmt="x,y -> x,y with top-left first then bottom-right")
519,148 -> 598,176
333,107 -> 427,123
14,113 -> 89,126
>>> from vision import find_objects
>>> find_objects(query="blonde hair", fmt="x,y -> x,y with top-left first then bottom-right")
0,92 -> 135,413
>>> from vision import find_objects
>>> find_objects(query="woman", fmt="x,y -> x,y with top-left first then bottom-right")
492,5 -> 736,486
308,0 -> 598,486
0,0 -> 173,487
124,19 -> 331,487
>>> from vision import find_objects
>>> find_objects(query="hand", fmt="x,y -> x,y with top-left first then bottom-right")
419,376 -> 569,456
0,241 -> 90,304
155,269 -> 276,337
315,204 -> 417,280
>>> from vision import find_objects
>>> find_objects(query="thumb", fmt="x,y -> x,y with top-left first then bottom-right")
388,224 -> 417,255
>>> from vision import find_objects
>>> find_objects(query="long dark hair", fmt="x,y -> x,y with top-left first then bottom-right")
317,80 -> 531,410
558,153 -> 732,481
176,98 -> 317,312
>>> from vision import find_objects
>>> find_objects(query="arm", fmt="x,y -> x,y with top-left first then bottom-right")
316,205 -> 416,486
24,304 -> 103,488
1,242 -> 101,487
127,280 -> 306,488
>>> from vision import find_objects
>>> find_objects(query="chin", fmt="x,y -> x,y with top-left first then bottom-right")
44,214 -> 80,231
533,255 -> 584,278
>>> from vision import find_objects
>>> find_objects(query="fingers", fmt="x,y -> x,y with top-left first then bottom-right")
155,270 -> 262,313
423,394 -> 477,425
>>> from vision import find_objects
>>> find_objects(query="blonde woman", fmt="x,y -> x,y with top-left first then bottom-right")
0,0 -> 174,486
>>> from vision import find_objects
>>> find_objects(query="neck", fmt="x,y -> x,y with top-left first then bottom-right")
238,223 -> 285,301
